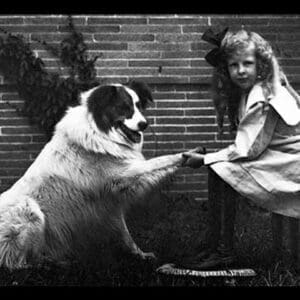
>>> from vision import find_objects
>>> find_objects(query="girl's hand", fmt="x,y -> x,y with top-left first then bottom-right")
181,152 -> 205,169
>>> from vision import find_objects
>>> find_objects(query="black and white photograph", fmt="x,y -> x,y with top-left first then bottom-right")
0,12 -> 299,287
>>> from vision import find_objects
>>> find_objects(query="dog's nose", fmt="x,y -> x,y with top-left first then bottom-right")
138,121 -> 148,131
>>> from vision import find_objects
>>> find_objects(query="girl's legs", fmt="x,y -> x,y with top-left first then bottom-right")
190,167 -> 238,269
205,166 -> 222,252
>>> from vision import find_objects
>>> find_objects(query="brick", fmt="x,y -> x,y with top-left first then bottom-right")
0,118 -> 30,126
97,77 -> 129,85
58,25 -> 120,33
0,25 -> 58,33
121,25 -> 181,33
190,76 -> 212,84
173,182 -> 208,191
279,58 -> 300,66
0,152 -> 31,160
161,67 -> 211,76
96,68 -> 158,76
0,143 -> 44,152
155,101 -> 187,109
186,125 -> 219,133
0,16 -> 24,24
155,133 -> 215,141
2,126 -> 43,135
185,174 -> 208,183
0,169 -> 26,176
210,16 -> 271,26
95,60 -> 128,68
24,16 -> 86,25
146,108 -> 184,117
191,59 -> 211,67
129,60 -> 190,68
162,50 -> 207,59
94,33 -> 155,42
143,135 -> 155,142
143,141 -> 185,150
87,17 -> 147,25
96,51 -> 161,59
186,93 -> 212,100
128,43 -> 190,52
180,168 -> 208,175
151,126 -> 185,133
86,42 -> 128,51
118,76 -> 190,84
281,66 -> 300,74
0,102 -> 17,113
155,100 -> 213,109
0,110 -> 23,118
0,136 -> 31,143
155,33 -> 203,43
185,141 -> 231,150
244,25 -> 300,34
182,25 -> 211,33
0,160 -> 31,168
1,177 -> 20,184
148,17 -> 209,25
176,84 -> 209,92
184,108 -> 216,116
153,93 -> 186,100
156,116 -> 215,125
31,135 -> 48,143
31,33 -> 93,42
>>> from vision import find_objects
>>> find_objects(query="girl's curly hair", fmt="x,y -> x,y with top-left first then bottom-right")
212,29 -> 298,133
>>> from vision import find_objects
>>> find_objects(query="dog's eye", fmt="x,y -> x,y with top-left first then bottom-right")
136,101 -> 146,112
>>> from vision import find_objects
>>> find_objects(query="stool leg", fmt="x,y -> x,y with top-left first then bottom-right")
288,217 -> 299,266
271,213 -> 284,256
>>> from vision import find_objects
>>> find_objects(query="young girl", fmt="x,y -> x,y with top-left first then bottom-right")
182,29 -> 300,269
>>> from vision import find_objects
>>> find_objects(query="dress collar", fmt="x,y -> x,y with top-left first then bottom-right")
246,83 -> 300,126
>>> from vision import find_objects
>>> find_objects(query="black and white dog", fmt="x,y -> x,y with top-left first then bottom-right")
0,81 -> 193,270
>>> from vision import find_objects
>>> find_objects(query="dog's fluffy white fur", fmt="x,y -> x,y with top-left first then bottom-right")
0,82 -> 187,270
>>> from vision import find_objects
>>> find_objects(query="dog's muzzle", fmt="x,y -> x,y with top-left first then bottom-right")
117,122 -> 143,144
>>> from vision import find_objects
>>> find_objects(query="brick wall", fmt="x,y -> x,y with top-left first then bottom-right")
0,14 -> 300,201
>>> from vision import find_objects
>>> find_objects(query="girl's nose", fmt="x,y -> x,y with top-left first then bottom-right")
238,64 -> 246,74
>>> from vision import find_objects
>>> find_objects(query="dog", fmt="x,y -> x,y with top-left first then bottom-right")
0,80 -> 193,270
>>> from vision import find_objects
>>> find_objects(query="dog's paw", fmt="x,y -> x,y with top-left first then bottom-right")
139,251 -> 157,261
188,146 -> 206,154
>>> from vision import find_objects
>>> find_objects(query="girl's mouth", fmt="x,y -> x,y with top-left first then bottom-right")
237,78 -> 248,82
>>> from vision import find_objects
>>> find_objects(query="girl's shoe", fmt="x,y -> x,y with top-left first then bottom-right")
181,245 -> 235,270
187,252 -> 234,270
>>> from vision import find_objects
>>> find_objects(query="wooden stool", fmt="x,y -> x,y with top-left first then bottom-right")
271,213 -> 299,267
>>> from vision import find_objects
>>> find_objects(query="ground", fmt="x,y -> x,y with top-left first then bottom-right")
0,192 -> 299,287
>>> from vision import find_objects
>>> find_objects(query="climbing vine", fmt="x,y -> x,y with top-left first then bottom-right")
0,15 -> 99,139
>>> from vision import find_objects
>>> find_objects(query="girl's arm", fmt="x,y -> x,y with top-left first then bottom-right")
204,102 -> 279,165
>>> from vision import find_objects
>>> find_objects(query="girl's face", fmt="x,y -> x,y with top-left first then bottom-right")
227,45 -> 257,92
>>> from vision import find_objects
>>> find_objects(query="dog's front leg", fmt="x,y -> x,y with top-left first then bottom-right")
125,153 -> 184,177
109,153 -> 185,199
113,211 -> 156,261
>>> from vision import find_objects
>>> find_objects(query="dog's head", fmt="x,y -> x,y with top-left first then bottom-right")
80,80 -> 153,144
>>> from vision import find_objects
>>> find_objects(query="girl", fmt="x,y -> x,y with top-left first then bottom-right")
182,29 -> 300,269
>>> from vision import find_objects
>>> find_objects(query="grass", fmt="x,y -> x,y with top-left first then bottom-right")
0,192 -> 300,287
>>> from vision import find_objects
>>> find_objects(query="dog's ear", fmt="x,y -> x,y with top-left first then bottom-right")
128,80 -> 153,109
87,85 -> 119,132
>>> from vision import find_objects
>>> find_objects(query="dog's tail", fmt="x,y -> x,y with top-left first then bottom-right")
0,197 -> 45,270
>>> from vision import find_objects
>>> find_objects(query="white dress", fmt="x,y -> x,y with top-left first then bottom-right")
203,83 -> 300,218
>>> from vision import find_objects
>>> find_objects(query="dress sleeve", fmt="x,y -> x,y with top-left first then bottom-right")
204,102 -> 279,165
